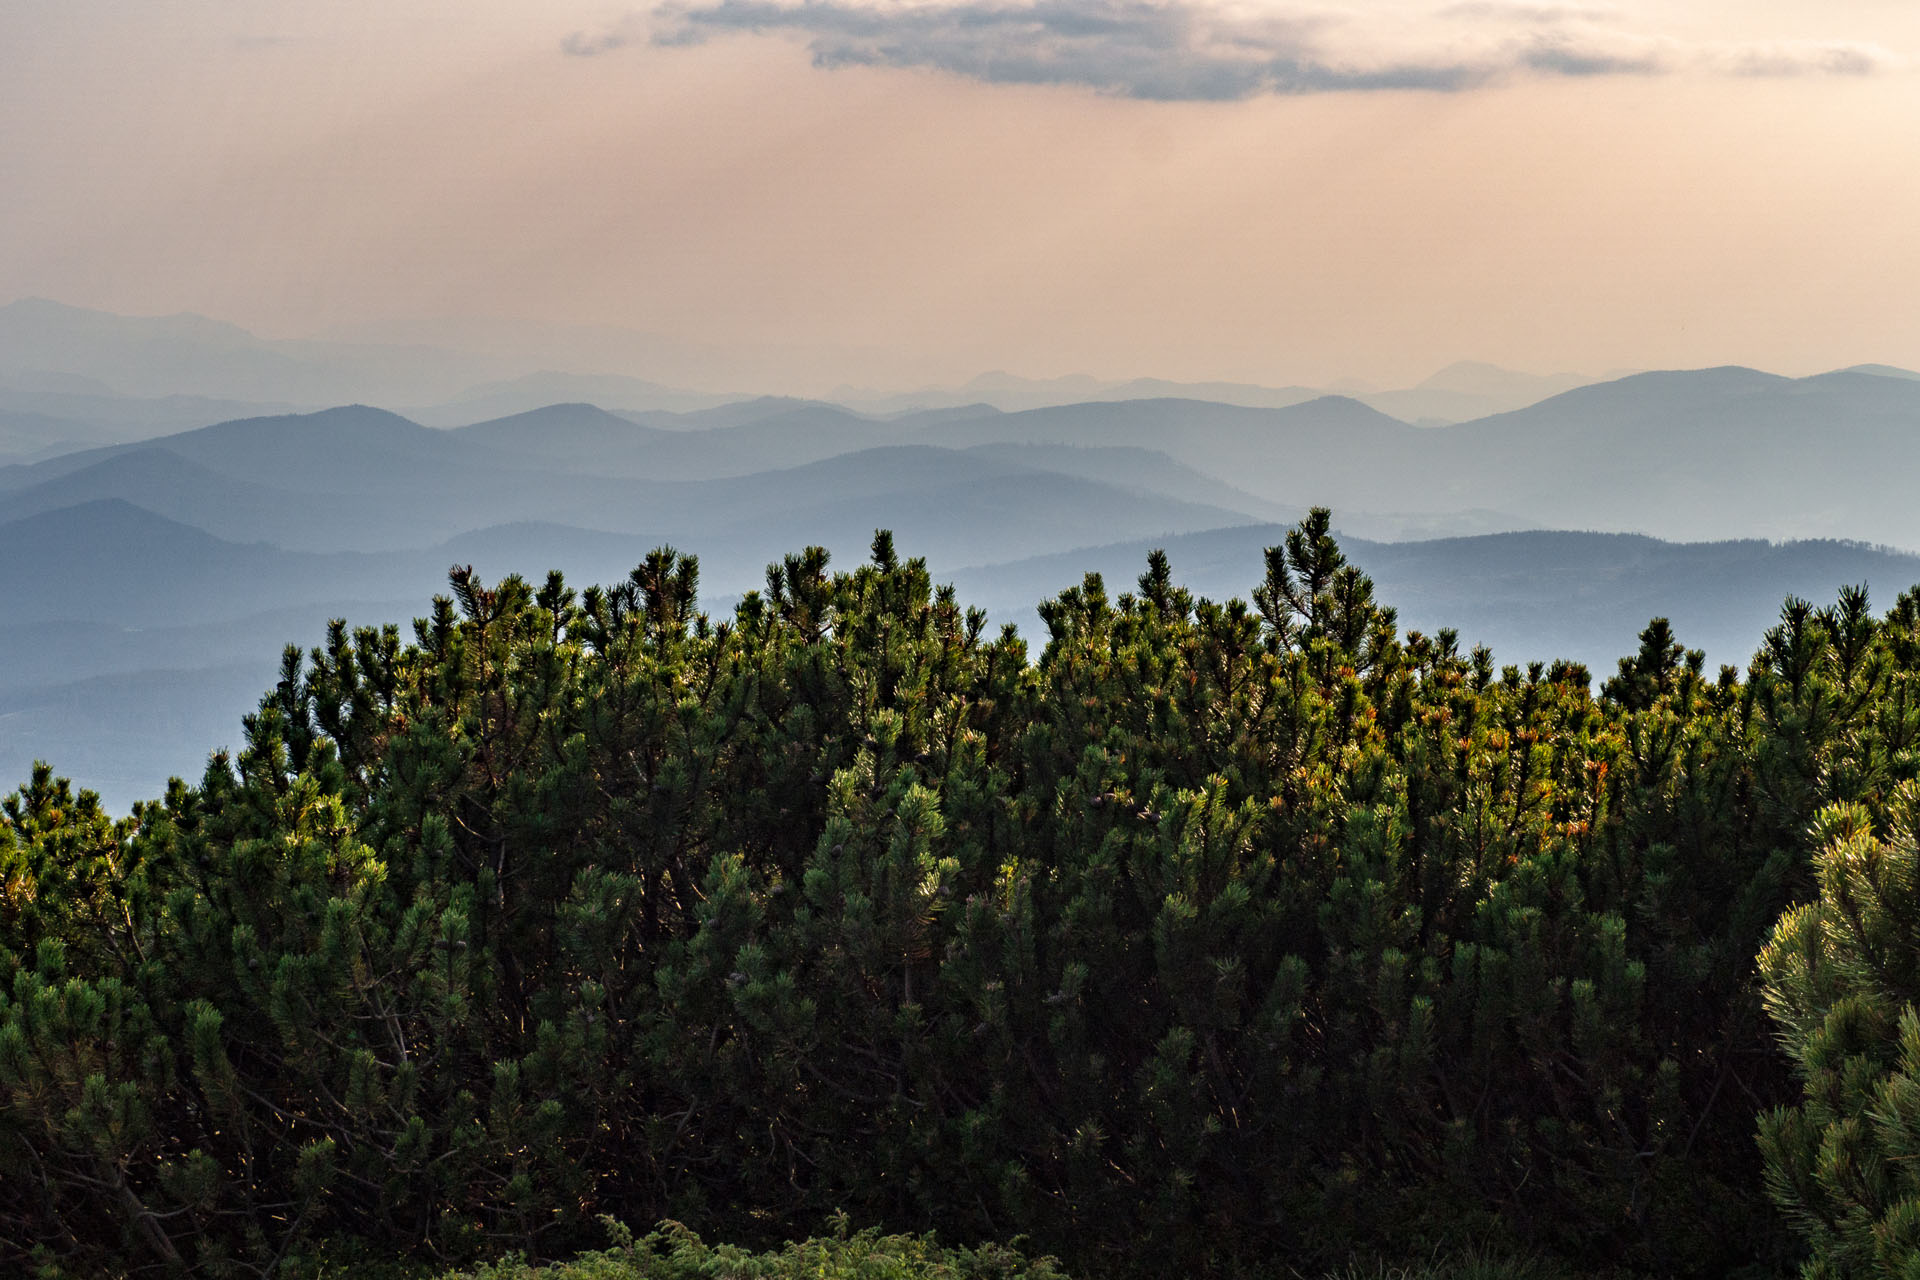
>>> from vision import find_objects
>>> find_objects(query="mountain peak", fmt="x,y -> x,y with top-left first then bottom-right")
0,496 -> 228,546
0,296 -> 259,344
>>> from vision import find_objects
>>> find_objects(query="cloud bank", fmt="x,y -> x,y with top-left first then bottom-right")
565,0 -> 1897,99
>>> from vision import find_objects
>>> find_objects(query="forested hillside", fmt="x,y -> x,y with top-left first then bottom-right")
12,514 -> 1920,1277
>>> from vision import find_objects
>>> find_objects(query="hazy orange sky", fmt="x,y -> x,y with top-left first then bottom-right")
3,0 -> 1918,391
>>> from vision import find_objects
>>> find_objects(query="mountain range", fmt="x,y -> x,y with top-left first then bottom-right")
0,300 -> 1639,463
6,305 -> 1920,808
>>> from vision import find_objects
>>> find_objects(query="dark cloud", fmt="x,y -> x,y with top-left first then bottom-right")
633,0 -> 1490,98
1517,34 -> 1660,76
563,1 -> 1896,100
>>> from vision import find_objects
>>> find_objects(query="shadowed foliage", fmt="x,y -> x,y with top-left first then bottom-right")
10,512 -> 1920,1277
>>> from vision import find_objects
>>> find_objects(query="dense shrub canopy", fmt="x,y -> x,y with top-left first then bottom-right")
7,512 -> 1919,1278
1760,792 -> 1920,1279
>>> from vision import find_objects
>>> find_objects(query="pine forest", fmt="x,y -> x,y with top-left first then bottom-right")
10,512 -> 1920,1277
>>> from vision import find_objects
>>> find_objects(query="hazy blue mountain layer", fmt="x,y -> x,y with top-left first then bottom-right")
951,524 -> 1920,676
0,408 -> 1265,553
919,369 -> 1920,545
8,498 -> 1919,811
7,362 -> 1920,810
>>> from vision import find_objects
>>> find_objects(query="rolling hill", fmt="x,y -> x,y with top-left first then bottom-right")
11,362 -> 1920,811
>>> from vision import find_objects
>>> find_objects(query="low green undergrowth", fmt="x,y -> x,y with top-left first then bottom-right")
443,1219 -> 1064,1280
399,1222 -> 1557,1280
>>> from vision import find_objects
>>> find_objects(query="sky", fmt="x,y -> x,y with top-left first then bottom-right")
2,0 -> 1918,392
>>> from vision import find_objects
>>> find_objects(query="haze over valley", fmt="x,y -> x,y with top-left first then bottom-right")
4,301 -> 1919,808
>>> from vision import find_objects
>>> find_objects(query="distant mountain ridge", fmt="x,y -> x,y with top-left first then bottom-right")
13,363 -> 1920,551
0,298 -> 1636,431
7,348 -> 1920,810
829,362 -> 1614,422
0,405 -> 1270,556
11,492 -> 1920,810
0,299 -> 494,404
